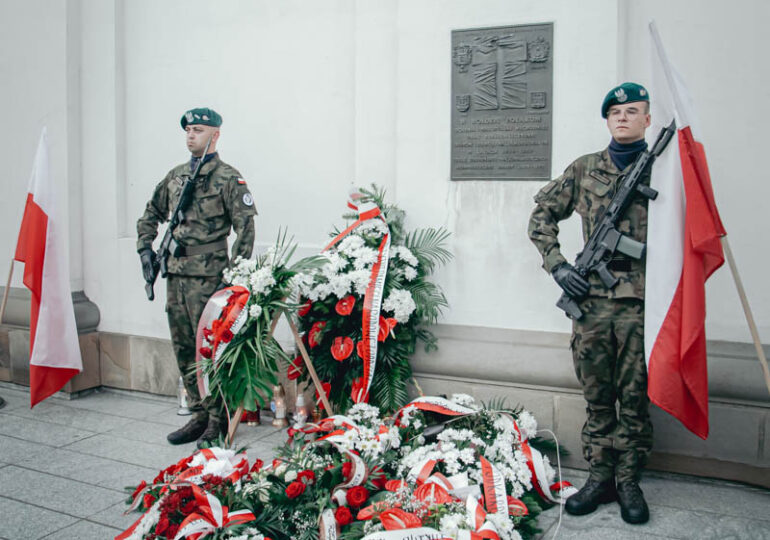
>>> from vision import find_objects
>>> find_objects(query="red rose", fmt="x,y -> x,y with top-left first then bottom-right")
330,336 -> 354,361
220,328 -> 234,342
335,295 -> 355,316
298,470 -> 316,485
335,505 -> 353,526
166,523 -> 179,539
155,515 -> 170,534
130,480 -> 147,501
250,459 -> 264,473
341,461 -> 352,480
143,493 -> 156,509
308,321 -> 326,348
351,377 -> 369,404
298,299 -> 312,317
199,346 -> 213,359
287,355 -> 304,380
285,480 -> 306,499
346,485 -> 369,508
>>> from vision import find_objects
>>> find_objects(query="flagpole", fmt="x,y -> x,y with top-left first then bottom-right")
720,237 -> 770,395
0,260 -> 14,325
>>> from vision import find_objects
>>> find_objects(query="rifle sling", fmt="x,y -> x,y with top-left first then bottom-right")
175,238 -> 228,257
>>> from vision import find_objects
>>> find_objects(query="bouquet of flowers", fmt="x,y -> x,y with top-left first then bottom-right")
293,185 -> 451,413
197,231 -> 323,415
120,395 -> 572,540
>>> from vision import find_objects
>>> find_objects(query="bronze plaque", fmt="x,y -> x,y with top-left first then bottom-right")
451,23 -> 553,181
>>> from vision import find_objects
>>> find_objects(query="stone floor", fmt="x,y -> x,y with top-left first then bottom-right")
0,381 -> 768,540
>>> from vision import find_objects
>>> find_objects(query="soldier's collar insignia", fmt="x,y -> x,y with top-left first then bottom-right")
614,88 -> 628,102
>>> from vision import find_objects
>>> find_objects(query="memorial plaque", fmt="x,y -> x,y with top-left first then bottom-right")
451,23 -> 553,181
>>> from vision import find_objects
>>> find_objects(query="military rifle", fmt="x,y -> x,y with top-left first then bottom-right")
556,119 -> 676,319
145,136 -> 213,300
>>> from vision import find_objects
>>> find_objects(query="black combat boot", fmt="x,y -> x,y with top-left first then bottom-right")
617,481 -> 650,524
167,416 -> 208,445
196,418 -> 225,449
565,479 -> 617,516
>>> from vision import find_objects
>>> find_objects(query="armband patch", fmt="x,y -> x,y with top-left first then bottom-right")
242,193 -> 254,207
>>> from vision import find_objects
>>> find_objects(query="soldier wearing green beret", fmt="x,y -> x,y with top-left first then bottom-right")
137,107 -> 257,448
528,83 -> 652,524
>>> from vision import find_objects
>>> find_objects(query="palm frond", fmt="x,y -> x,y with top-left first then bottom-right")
405,227 -> 452,274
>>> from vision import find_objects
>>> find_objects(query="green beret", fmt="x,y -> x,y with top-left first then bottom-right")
601,82 -> 649,118
180,107 -> 222,129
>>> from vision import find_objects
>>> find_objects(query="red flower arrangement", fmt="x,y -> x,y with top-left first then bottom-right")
345,485 -> 369,508
334,505 -> 353,526
285,480 -> 306,499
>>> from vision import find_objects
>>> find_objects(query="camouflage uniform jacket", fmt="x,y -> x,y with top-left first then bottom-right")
136,154 -> 257,277
528,147 -> 649,299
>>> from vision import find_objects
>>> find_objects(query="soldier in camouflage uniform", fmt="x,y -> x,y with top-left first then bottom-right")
137,108 -> 257,448
528,83 -> 653,524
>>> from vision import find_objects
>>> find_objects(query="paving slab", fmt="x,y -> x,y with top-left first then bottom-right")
15,447 -> 156,491
0,466 -> 125,518
0,433 -> 48,465
64,433 -> 197,470
105,418 -> 199,445
39,519 -> 121,540
0,414 -> 96,447
0,387 -> 29,412
6,401 -> 135,433
88,501 -> 145,531
0,496 -> 78,540
56,390 -> 172,420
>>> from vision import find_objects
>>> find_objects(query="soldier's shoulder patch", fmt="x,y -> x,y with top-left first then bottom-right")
242,193 -> 254,207
235,177 -> 247,185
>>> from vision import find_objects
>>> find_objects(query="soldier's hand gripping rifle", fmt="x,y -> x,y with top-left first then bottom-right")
145,136 -> 213,300
556,119 -> 676,319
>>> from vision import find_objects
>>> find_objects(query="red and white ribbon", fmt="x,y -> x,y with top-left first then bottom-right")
510,420 -> 577,504
323,189 -> 390,403
173,485 -> 255,539
394,396 -> 478,424
194,286 -> 250,397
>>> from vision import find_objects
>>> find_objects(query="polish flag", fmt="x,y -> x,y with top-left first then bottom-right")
14,128 -> 82,407
645,23 -> 725,439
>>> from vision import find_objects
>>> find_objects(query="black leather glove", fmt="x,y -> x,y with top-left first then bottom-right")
139,248 -> 157,283
552,262 -> 589,299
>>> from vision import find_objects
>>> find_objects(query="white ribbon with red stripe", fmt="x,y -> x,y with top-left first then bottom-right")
394,396 -> 478,424
323,189 -> 390,403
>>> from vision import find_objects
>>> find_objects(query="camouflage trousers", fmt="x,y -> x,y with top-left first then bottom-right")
166,274 -> 224,425
570,297 -> 652,484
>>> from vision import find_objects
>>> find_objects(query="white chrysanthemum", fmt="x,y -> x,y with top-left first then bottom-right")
249,267 -> 276,296
352,247 -> 378,270
403,266 -> 418,281
358,220 -> 388,236
249,304 -> 263,318
393,246 -> 418,267
439,512 -> 466,536
516,410 -> 538,441
348,269 -> 372,295
338,235 -> 365,255
328,273 -> 352,298
382,288 -> 417,323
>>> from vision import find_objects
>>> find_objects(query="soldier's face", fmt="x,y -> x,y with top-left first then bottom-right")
606,102 -> 650,144
185,124 -> 219,156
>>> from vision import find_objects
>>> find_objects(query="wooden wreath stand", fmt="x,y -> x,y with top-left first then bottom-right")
224,308 -> 332,446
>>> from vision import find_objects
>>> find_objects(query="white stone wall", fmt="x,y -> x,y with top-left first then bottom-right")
1,0 -> 768,346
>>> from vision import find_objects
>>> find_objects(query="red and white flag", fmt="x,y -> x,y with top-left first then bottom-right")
645,22 -> 726,439
14,128 -> 82,407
